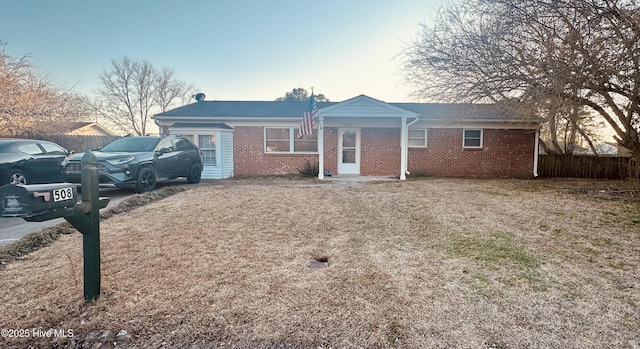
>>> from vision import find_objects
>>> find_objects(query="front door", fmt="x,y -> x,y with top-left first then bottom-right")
338,128 -> 360,175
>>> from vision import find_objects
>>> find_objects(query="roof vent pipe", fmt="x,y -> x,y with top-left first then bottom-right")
194,93 -> 206,102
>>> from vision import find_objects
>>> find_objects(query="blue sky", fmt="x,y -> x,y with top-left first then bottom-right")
0,0 -> 441,102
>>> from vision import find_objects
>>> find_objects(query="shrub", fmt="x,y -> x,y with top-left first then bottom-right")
297,160 -> 319,178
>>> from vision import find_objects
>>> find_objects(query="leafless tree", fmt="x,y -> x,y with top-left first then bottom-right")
402,0 -> 640,162
156,67 -> 197,112
93,57 -> 195,135
0,41 -> 88,137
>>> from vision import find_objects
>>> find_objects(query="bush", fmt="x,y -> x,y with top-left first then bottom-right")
297,160 -> 319,178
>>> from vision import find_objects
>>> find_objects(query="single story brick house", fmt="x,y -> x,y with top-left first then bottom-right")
153,95 -> 541,180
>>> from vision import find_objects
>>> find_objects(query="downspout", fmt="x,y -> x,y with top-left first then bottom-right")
400,116 -> 408,180
533,129 -> 540,177
404,115 -> 420,177
154,119 -> 165,135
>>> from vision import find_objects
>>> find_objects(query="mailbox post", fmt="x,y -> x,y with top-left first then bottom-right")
0,151 -> 109,302
66,151 -> 102,301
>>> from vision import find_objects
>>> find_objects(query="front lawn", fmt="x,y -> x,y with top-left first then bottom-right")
1,178 -> 638,348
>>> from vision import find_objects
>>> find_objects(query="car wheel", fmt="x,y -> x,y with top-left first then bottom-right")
133,167 -> 157,193
186,163 -> 202,184
8,170 -> 28,185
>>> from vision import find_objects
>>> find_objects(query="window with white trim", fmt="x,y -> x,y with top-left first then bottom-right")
172,132 -> 218,166
408,129 -> 427,148
463,129 -> 483,148
198,134 -> 217,165
265,127 -> 317,153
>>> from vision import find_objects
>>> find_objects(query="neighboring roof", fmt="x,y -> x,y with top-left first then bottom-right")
62,122 -> 118,136
154,94 -> 541,123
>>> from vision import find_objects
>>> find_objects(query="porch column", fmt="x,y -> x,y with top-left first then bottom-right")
533,129 -> 539,177
400,116 -> 407,180
318,114 -> 324,180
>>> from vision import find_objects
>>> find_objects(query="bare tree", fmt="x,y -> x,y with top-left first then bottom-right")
0,41 -> 88,137
156,67 -> 197,112
93,57 -> 195,135
401,0 -> 640,162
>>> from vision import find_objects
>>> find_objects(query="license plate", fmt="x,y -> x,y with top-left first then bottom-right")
53,188 -> 74,202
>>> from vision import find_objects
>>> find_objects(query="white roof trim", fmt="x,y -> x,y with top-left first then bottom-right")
318,95 -> 418,118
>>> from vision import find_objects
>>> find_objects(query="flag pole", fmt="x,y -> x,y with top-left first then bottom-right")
310,87 -> 324,180
318,113 -> 324,180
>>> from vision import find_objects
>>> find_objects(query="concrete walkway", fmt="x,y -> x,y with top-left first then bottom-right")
322,175 -> 398,182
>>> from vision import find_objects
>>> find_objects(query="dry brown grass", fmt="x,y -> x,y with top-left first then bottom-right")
1,178 -> 639,348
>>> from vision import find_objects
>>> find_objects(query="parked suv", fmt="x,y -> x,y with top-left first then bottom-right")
64,136 -> 203,193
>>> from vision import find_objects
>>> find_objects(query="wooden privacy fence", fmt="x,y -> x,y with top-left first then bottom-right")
538,154 -> 631,179
13,134 -> 120,153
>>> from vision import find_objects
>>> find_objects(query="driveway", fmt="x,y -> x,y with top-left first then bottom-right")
0,187 -> 132,247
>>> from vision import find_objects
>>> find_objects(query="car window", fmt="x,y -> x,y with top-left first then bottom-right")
174,138 -> 194,151
156,139 -> 173,152
40,142 -> 67,155
101,138 -> 160,152
17,143 -> 44,155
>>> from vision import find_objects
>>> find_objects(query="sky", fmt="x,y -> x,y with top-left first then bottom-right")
0,0 -> 442,103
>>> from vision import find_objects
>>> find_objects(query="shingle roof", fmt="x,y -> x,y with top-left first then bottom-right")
155,101 -> 332,118
154,99 -> 539,123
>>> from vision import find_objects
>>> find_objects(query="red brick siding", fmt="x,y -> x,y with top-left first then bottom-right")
323,128 -> 338,176
233,126 -> 318,176
233,126 -> 536,178
361,128 -> 400,176
408,128 -> 536,177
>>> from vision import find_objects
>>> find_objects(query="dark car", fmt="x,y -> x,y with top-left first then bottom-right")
63,136 -> 203,193
0,138 -> 69,185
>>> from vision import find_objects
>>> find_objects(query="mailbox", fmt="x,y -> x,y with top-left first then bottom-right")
0,183 -> 79,218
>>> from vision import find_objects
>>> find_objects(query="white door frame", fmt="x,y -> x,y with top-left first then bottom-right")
337,128 -> 361,175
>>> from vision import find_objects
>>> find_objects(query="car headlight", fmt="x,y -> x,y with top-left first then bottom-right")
106,156 -> 135,165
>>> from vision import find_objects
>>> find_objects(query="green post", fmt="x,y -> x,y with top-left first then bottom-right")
62,150 -> 108,302
17,150 -> 107,302
80,151 -> 101,301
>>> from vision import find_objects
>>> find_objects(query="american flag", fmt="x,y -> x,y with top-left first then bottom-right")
297,94 -> 317,138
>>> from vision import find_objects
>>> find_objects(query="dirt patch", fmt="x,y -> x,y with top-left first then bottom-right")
0,178 -> 638,348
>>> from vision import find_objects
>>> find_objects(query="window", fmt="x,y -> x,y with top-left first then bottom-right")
293,128 -> 318,152
463,129 -> 483,148
265,128 -> 290,152
175,138 -> 195,151
177,134 -> 195,143
408,129 -> 427,148
265,127 -> 317,153
198,135 -> 216,165
171,133 -> 217,166
17,143 -> 44,155
156,138 -> 174,152
40,142 -> 67,155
